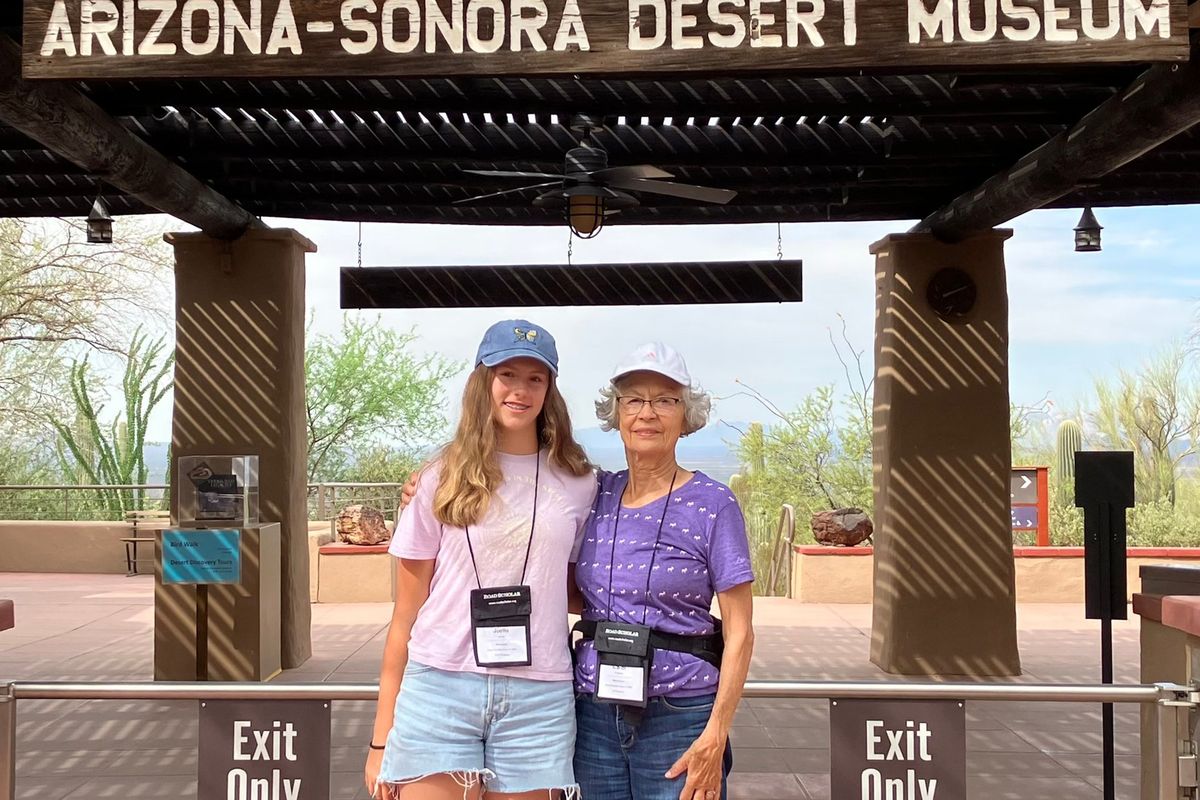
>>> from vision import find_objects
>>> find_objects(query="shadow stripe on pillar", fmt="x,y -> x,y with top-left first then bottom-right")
340,260 -> 803,308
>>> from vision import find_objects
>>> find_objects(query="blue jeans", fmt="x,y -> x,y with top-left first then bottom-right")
574,693 -> 733,800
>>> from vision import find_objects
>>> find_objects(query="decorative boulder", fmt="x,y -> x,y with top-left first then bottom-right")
336,504 -> 391,546
811,508 -> 873,547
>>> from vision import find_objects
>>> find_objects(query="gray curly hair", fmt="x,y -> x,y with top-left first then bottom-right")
594,376 -> 712,436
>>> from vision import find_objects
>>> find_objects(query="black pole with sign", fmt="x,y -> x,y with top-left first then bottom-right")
1074,451 -> 1134,800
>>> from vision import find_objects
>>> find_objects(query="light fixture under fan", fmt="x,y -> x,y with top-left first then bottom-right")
454,114 -> 738,238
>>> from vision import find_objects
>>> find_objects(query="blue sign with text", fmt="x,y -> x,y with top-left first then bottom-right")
1010,507 -> 1039,531
162,529 -> 241,585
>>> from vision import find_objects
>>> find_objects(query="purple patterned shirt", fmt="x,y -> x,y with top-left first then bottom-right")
573,470 -> 754,698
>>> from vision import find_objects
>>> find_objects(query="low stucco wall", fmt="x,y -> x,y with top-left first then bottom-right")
0,520 -> 336,576
793,546 -> 1200,603
0,520 -> 133,574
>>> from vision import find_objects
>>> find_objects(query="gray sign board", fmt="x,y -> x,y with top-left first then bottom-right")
199,699 -> 331,800
1010,469 -> 1038,504
830,698 -> 966,800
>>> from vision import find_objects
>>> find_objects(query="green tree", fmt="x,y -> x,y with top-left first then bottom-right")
0,217 -> 169,430
733,317 -> 874,526
306,317 -> 459,482
1091,344 -> 1200,506
51,330 -> 174,518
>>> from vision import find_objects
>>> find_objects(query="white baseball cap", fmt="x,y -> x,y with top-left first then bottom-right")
610,342 -> 692,387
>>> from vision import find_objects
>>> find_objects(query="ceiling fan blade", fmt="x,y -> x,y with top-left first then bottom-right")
619,179 -> 737,204
463,169 -> 563,180
454,181 -> 560,205
592,165 -> 674,182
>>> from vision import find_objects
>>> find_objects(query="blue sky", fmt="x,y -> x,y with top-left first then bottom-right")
140,204 -> 1199,442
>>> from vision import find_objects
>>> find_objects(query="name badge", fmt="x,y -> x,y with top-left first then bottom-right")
470,585 -> 532,667
593,621 -> 652,707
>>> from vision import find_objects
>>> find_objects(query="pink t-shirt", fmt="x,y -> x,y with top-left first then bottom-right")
390,450 -> 598,681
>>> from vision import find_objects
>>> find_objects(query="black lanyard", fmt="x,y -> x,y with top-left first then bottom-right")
604,470 -> 677,627
464,453 -> 540,589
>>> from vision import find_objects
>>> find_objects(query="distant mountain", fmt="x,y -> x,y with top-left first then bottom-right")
145,442 -> 170,483
140,421 -> 749,485
576,420 -> 747,482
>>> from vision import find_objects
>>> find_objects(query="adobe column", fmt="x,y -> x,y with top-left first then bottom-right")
869,231 -> 1020,676
167,228 -> 316,670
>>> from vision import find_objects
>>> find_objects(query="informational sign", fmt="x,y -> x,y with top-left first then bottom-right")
1010,506 -> 1037,530
831,698 -> 966,800
162,529 -> 241,585
1009,469 -> 1037,505
199,700 -> 331,800
22,0 -> 1188,80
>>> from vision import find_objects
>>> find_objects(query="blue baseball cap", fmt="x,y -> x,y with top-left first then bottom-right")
476,319 -> 559,375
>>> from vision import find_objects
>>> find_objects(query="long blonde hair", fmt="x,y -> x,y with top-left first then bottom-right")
433,363 -> 591,527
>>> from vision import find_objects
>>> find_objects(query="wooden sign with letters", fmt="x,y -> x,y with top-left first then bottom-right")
23,0 -> 1188,79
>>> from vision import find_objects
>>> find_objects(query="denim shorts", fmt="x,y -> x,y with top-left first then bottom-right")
379,661 -> 578,796
574,693 -> 733,800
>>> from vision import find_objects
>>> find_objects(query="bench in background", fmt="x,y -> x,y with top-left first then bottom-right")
122,510 -> 171,576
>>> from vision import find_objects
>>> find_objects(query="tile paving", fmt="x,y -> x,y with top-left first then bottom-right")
0,573 -> 1143,799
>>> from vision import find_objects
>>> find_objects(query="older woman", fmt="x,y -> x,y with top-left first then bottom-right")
572,342 -> 755,800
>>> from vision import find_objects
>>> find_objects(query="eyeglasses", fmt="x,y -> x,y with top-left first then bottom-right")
617,396 -> 683,414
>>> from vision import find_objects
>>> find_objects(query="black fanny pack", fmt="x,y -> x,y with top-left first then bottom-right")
572,618 -> 725,669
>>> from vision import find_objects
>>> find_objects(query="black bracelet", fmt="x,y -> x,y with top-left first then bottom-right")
369,742 -> 386,750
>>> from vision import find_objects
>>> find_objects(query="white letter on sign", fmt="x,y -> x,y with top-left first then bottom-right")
908,0 -> 953,43
628,0 -> 667,49
41,0 -> 78,56
1124,0 -> 1170,39
382,0 -> 421,52
861,767 -> 881,800
467,0 -> 506,53
181,0 -> 220,55
81,0 -> 120,56
233,721 -> 252,761
225,0 -> 263,53
999,0 -> 1039,40
865,720 -> 884,761
266,0 -> 304,54
553,0 -> 590,50
707,0 -> 746,46
138,0 -> 179,55
342,0 -> 381,54
1081,0 -> 1119,39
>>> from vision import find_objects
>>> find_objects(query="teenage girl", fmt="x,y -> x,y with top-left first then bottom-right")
364,319 -> 595,800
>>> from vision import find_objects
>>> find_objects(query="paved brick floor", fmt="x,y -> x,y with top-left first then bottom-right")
0,573 -> 1142,799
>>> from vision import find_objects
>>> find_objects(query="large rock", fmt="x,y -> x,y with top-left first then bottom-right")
335,505 -> 391,546
811,508 -> 873,547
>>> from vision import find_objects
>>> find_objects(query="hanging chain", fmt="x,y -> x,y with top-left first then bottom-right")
567,227 -> 574,265
776,222 -> 783,261
357,221 -> 363,269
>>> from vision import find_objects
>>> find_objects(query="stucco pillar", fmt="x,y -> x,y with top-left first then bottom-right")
869,231 -> 1021,676
167,228 -> 316,670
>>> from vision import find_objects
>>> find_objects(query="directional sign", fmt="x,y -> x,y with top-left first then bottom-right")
1010,470 -> 1038,504
1011,506 -> 1038,531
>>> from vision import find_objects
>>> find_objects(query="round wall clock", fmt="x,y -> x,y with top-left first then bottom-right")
926,267 -> 977,321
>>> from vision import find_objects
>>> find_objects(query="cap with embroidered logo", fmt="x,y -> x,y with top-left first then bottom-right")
610,342 -> 691,386
476,319 -> 559,374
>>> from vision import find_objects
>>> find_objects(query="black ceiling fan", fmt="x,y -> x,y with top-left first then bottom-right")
454,114 -> 737,237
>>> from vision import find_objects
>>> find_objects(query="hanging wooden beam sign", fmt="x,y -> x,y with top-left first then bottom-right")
23,0 -> 1188,79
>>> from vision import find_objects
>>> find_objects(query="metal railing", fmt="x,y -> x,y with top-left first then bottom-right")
0,483 -> 404,522
1,679 -> 1195,800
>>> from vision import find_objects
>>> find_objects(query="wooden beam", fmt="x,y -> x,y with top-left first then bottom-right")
342,261 -> 803,308
915,46 -> 1200,241
0,36 -> 257,239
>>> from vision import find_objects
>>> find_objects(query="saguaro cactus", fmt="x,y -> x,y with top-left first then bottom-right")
1056,419 -> 1083,503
